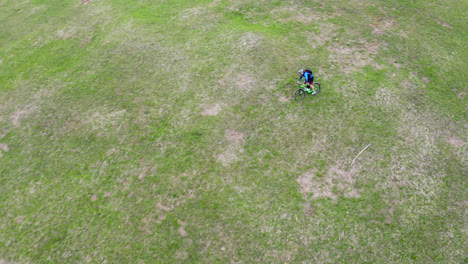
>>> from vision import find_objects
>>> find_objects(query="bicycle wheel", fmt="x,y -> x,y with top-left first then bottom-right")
294,89 -> 306,101
312,83 -> 321,95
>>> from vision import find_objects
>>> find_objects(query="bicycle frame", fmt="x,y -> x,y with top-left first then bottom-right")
299,84 -> 313,93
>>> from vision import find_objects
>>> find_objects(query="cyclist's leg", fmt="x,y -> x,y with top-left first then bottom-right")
310,76 -> 315,92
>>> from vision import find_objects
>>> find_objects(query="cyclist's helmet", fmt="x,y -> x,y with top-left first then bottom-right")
298,69 -> 304,75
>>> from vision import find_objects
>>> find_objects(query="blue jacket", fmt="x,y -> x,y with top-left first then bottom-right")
299,72 -> 313,83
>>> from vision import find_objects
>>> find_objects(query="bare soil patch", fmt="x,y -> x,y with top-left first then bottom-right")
225,130 -> 247,144
201,103 -> 224,116
458,92 -> 466,99
138,167 -> 149,181
86,108 -> 127,130
228,72 -> 258,92
434,19 -> 453,29
10,105 -> 36,126
297,165 -> 361,201
157,202 -> 172,211
278,96 -> 289,103
297,171 -> 338,200
370,18 -> 398,35
328,41 -> 385,73
0,143 -> 8,158
0,143 -> 8,152
177,220 -> 189,237
306,22 -> 337,48
270,6 -> 317,24
215,152 -> 239,166
215,130 -> 247,166
447,137 -> 465,147
81,0 -> 94,5
238,32 -> 262,50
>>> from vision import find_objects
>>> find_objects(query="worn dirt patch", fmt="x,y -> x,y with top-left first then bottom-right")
238,32 -> 262,50
270,6 -> 316,24
215,130 -> 247,166
201,103 -> 224,116
57,28 -> 77,40
0,143 -> 8,152
140,215 -> 154,234
447,137 -> 465,147
80,33 -> 94,45
138,166 -> 156,181
328,41 -> 385,73
370,18 -> 398,35
373,85 -> 401,109
177,220 -> 189,237
86,108 -> 126,130
0,143 -> 9,158
298,165 -> 361,201
157,202 -> 172,211
81,0 -> 94,5
225,130 -> 247,144
278,96 -> 289,103
215,152 -> 239,166
434,19 -> 453,29
306,22 -> 337,48
422,77 -> 430,83
297,171 -> 338,200
229,72 -> 258,92
10,105 -> 37,126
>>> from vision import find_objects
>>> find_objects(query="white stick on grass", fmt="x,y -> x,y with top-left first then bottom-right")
351,144 -> 371,167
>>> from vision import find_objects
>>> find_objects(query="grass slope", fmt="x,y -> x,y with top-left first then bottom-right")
0,0 -> 467,263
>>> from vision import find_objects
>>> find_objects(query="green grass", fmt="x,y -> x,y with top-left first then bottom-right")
1,0 -> 467,263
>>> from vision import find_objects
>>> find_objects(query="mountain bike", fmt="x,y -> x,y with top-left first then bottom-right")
294,82 -> 321,101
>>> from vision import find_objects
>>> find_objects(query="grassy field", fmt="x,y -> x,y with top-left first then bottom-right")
0,0 -> 467,263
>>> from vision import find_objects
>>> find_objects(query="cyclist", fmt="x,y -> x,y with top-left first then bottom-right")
297,69 -> 316,94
